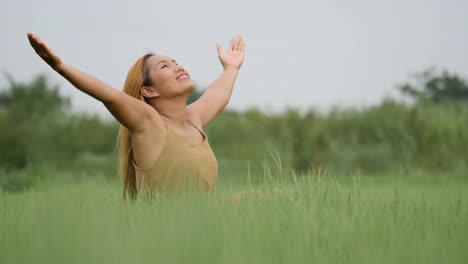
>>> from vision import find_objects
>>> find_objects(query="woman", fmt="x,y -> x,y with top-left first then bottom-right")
27,32 -> 245,199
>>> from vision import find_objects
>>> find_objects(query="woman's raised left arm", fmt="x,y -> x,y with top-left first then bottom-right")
187,35 -> 245,127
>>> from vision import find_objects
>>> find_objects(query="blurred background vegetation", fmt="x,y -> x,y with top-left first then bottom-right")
1,67 -> 467,191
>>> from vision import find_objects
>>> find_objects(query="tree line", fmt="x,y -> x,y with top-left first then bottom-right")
1,68 -> 467,190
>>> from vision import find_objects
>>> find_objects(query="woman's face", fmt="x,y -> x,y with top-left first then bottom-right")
145,55 -> 194,98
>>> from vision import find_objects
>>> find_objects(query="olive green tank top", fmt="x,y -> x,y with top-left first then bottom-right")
133,121 -> 218,194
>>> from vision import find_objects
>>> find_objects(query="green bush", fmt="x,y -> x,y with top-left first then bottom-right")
1,72 -> 468,191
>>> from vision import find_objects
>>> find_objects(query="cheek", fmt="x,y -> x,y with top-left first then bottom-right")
153,74 -> 180,95
152,72 -> 174,86
152,70 -> 171,83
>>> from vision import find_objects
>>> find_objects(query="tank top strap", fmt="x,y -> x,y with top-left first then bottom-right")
187,120 -> 207,140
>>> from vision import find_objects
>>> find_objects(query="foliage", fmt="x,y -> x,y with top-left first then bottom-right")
207,100 -> 468,173
0,75 -> 118,190
399,67 -> 468,103
1,71 -> 468,191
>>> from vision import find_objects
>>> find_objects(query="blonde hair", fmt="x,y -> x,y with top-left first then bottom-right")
118,53 -> 154,200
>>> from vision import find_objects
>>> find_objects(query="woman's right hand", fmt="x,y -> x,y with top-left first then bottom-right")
27,32 -> 63,71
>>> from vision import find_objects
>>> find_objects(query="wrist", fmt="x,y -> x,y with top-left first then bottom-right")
52,61 -> 65,74
223,66 -> 240,74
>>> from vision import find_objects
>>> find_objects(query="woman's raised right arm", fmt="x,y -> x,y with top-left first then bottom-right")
27,33 -> 158,133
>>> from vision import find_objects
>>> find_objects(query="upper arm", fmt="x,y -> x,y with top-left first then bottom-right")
187,89 -> 229,128
103,89 -> 162,132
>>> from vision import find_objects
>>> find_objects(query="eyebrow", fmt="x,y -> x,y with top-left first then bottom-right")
156,59 -> 177,66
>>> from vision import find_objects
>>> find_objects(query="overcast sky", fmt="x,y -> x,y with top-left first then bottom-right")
1,0 -> 467,118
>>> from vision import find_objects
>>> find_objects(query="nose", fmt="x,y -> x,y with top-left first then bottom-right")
175,65 -> 184,72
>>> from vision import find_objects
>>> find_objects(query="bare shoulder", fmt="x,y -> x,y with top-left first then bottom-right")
128,102 -> 165,133
132,111 -> 167,144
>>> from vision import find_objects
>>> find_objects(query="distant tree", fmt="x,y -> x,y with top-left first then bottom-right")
0,109 -> 27,169
0,74 -> 119,172
399,67 -> 468,103
0,74 -> 70,122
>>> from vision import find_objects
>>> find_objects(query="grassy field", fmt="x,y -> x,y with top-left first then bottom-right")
1,171 -> 467,264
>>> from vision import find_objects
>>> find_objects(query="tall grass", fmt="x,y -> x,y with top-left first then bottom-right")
1,170 -> 467,264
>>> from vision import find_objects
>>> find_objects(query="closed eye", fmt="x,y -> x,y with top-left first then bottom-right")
161,65 -> 168,69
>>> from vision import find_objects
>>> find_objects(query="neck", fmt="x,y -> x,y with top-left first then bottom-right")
150,95 -> 189,127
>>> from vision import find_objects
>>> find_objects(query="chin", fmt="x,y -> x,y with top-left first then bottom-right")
184,82 -> 195,93
171,80 -> 194,97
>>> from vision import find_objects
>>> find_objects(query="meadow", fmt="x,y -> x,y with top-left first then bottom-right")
1,72 -> 468,263
1,168 -> 467,264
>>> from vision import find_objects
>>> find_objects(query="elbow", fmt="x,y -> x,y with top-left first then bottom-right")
219,96 -> 230,110
217,92 -> 231,108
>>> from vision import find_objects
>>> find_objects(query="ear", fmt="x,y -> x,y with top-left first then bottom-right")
140,86 -> 159,99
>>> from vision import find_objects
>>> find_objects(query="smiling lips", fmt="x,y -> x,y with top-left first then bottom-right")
177,73 -> 190,81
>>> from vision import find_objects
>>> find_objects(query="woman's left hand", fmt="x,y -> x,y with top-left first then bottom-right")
217,34 -> 245,71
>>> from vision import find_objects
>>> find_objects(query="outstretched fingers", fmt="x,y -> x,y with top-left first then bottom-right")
228,38 -> 235,51
27,33 -> 40,52
234,35 -> 241,51
239,36 -> 245,53
224,35 -> 245,53
27,33 -> 47,57
26,32 -> 62,69
232,34 -> 245,53
237,35 -> 245,52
